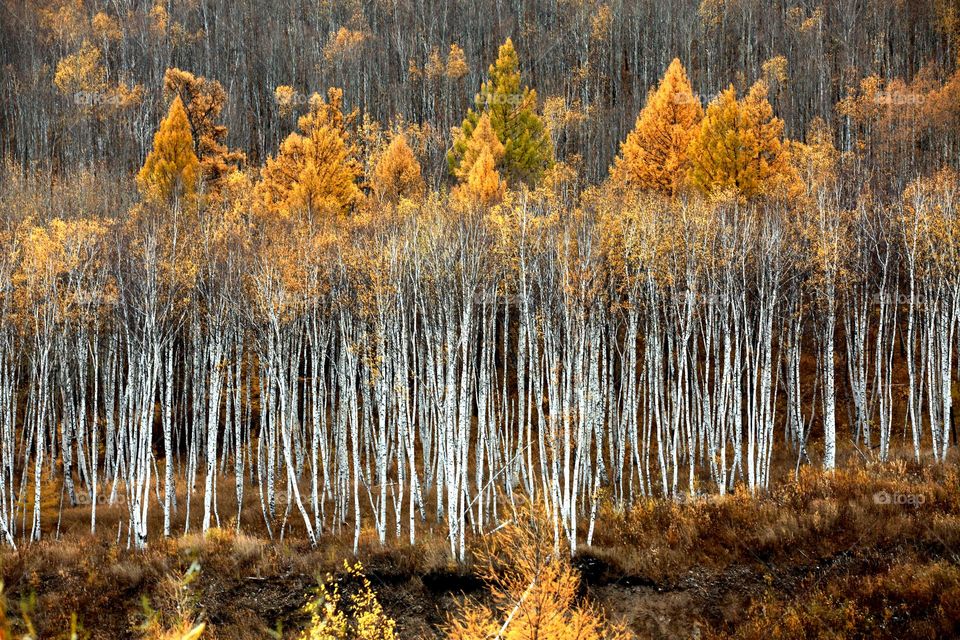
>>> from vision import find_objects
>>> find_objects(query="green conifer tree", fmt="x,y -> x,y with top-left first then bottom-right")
448,38 -> 553,187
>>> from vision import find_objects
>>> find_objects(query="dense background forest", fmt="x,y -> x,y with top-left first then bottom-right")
0,1 -> 960,638
3,0 -> 960,185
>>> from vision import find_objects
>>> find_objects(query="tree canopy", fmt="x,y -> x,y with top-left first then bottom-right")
448,38 -> 553,188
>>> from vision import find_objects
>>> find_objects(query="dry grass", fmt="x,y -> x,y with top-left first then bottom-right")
0,457 -> 954,638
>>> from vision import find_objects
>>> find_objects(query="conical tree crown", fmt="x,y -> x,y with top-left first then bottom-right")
687,81 -> 799,199
373,133 -> 425,204
137,95 -> 200,204
456,144 -> 505,208
448,38 -> 553,187
257,87 -> 362,218
455,113 -> 505,182
485,37 -> 522,98
611,58 -> 703,195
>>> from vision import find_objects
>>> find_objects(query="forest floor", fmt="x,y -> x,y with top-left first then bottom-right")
0,455 -> 958,639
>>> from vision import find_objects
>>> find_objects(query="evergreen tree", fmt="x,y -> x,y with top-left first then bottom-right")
448,38 -> 553,187
611,58 -> 702,196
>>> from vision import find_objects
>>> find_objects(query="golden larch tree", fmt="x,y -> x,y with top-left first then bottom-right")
164,68 -> 245,192
611,58 -> 703,195
687,80 -> 800,199
452,113 -> 506,208
372,133 -> 424,204
454,113 -> 505,181
257,88 -> 362,218
791,117 -> 839,195
137,95 -> 200,205
445,502 -> 630,640
459,144 -> 506,208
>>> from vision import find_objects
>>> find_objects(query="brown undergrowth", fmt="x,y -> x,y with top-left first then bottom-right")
0,461 -> 955,638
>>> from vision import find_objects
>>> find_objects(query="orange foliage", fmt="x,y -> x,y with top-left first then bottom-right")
687,81 -> 800,200
257,88 -> 363,219
445,502 -> 629,640
611,58 -> 703,196
137,96 -> 200,206
163,68 -> 246,193
372,133 -> 425,204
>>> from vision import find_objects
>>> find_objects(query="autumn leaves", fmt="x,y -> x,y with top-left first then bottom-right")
137,95 -> 198,204
610,59 -> 800,201
139,41 -> 806,221
137,69 -> 245,207
258,88 -> 363,219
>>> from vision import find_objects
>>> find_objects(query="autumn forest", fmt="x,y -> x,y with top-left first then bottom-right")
1,1 -> 960,638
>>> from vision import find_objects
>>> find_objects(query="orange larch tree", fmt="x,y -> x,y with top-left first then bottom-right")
137,95 -> 200,206
610,58 -> 703,196
372,132 -> 425,204
163,68 -> 245,193
257,88 -> 363,219
687,81 -> 800,200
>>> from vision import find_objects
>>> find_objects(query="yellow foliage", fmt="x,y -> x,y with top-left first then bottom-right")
591,4 -> 613,41
297,88 -> 356,140
460,145 -> 506,208
835,72 -> 939,179
137,96 -> 200,205
455,113 -> 505,182
446,43 -> 469,79
687,81 -> 801,200
299,561 -> 397,640
611,58 -> 702,196
372,133 -> 424,204
38,0 -> 87,46
790,117 -> 839,195
451,113 -> 508,208
91,12 -> 122,42
163,68 -> 245,194
54,41 -> 105,95
150,4 -> 170,35
257,88 -> 362,218
275,85 -> 298,118
762,56 -> 789,86
425,48 -> 446,80
52,37 -> 145,119
445,502 -> 629,640
323,27 -> 368,62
